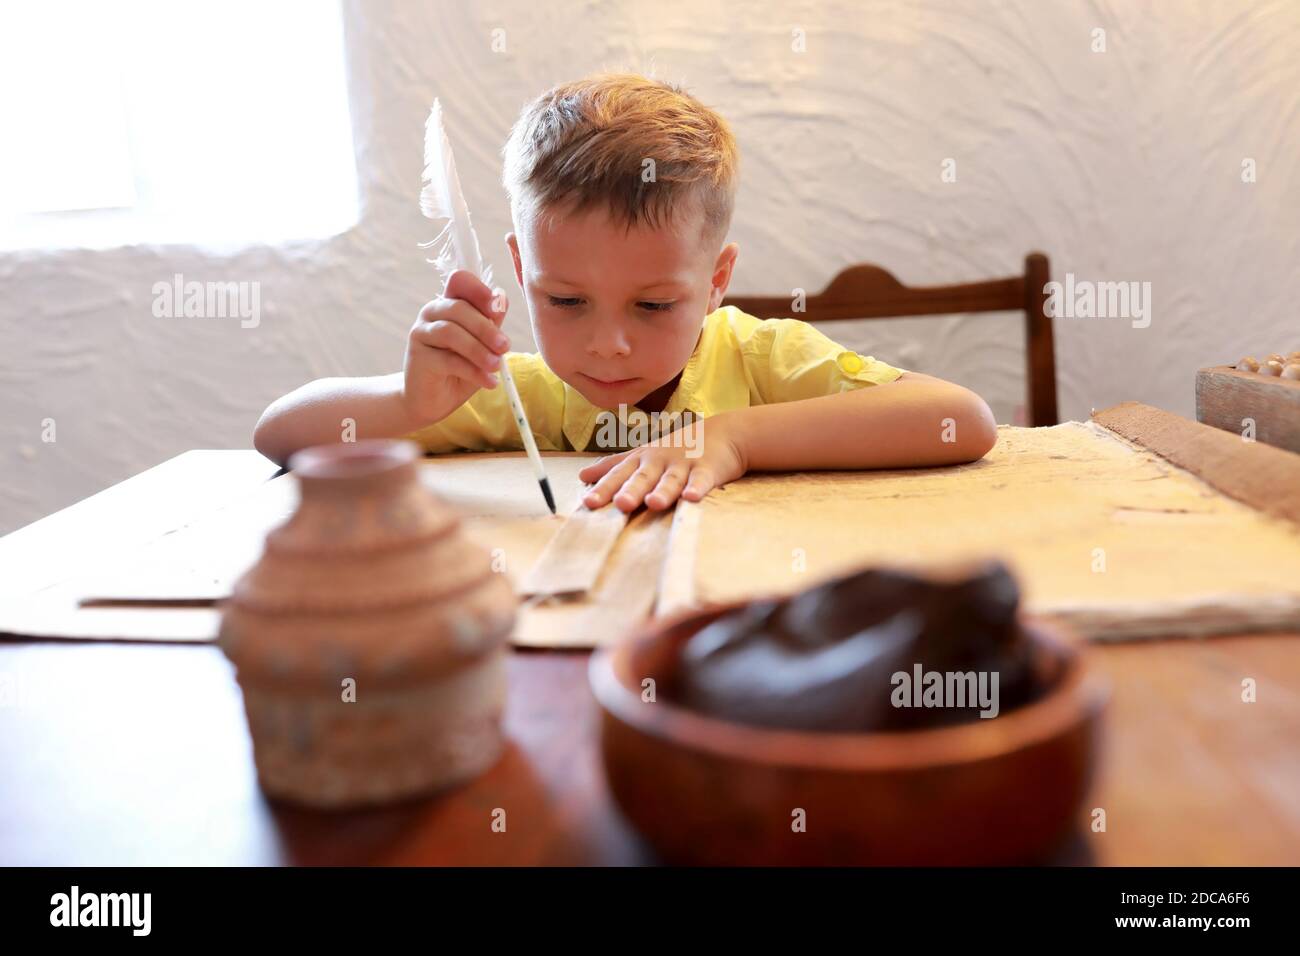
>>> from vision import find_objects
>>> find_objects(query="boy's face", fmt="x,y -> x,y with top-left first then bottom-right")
506,201 -> 738,411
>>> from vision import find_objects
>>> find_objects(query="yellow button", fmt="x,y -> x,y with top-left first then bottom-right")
837,351 -> 864,375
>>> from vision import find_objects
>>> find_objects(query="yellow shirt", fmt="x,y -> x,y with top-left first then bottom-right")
402,305 -> 905,454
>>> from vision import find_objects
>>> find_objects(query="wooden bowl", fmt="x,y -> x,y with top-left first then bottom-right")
589,601 -> 1108,865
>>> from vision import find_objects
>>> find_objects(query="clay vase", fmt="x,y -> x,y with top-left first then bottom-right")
217,439 -> 516,809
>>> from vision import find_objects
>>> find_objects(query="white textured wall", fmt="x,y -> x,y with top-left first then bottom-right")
3,0 -> 1298,534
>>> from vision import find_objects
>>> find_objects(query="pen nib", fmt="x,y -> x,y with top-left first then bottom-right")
540,477 -> 556,515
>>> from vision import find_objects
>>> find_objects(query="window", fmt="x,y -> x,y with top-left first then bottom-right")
0,0 -> 360,250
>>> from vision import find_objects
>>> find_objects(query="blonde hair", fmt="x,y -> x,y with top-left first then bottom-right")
502,72 -> 738,245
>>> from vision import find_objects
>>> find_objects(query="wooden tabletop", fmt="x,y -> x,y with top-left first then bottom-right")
2,451 -> 1298,865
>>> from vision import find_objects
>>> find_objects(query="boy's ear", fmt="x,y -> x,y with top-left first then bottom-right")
505,232 -> 524,288
707,241 -> 740,313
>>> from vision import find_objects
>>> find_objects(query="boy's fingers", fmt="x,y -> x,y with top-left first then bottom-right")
682,467 -> 716,501
646,463 -> 690,510
442,269 -> 499,320
419,299 -> 510,355
434,349 -> 499,391
578,453 -> 625,481
613,460 -> 663,512
414,318 -> 501,374
584,456 -> 640,507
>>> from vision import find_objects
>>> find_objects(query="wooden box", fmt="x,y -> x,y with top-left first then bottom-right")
1196,365 -> 1300,454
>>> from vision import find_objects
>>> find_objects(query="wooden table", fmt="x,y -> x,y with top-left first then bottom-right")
2,451 -> 1298,865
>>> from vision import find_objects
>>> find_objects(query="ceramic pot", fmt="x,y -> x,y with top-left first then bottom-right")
218,439 -> 516,808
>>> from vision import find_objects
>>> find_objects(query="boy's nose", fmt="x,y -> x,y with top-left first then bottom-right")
586,324 -> 632,359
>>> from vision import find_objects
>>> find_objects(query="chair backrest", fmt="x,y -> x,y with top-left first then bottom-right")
724,252 -> 1057,426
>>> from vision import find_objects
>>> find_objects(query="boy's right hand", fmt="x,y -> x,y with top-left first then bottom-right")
403,270 -> 511,426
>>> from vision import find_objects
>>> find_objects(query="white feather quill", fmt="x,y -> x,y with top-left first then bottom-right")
418,99 -> 555,514
418,99 -> 493,289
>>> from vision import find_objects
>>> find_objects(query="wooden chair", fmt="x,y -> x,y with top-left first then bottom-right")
724,252 -> 1057,426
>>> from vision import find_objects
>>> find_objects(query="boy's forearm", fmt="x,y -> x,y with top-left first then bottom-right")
253,372 -> 421,466
721,373 -> 998,473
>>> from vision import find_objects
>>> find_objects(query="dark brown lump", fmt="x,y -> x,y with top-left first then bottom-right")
669,560 -> 1060,733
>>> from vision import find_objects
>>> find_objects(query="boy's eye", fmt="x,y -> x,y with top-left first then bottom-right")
544,295 -> 673,312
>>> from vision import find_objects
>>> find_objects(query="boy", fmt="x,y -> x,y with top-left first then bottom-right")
254,73 -> 997,513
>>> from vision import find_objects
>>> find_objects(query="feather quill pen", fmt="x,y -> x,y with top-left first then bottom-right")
419,98 -> 555,514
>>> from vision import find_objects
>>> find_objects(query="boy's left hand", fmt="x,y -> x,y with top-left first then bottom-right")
578,415 -> 746,513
